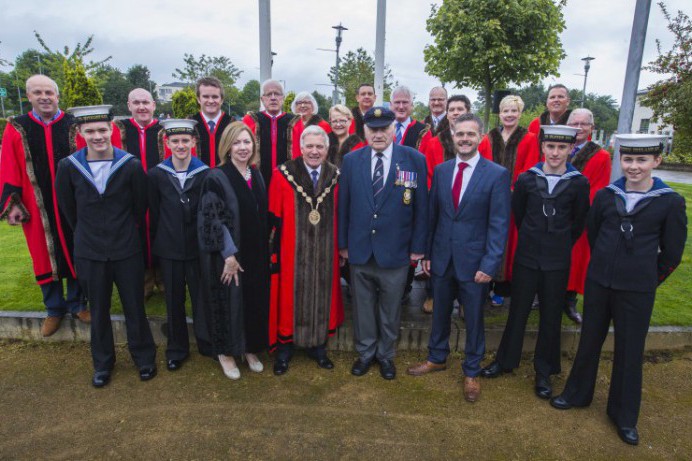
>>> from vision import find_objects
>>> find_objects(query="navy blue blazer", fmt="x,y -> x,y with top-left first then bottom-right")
338,143 -> 428,268
427,156 -> 511,281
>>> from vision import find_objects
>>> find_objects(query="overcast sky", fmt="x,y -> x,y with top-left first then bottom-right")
1,0 -> 688,106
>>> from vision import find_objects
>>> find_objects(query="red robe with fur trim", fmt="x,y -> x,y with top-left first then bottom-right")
567,143 -> 612,293
268,159 -> 344,350
290,115 -> 332,159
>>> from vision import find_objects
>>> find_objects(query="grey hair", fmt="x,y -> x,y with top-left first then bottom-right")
300,124 -> 329,148
567,108 -> 594,125
26,74 -> 59,96
451,112 -> 484,134
390,85 -> 413,102
260,79 -> 285,96
291,91 -> 319,114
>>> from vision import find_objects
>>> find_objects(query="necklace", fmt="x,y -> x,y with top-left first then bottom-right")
243,167 -> 252,181
279,164 -> 339,225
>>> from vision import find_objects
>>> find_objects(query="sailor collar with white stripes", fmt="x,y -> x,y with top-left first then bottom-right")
156,156 -> 209,178
528,162 -> 582,194
606,177 -> 675,214
68,147 -> 135,195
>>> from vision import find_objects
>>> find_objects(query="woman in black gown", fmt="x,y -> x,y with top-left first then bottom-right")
198,121 -> 270,380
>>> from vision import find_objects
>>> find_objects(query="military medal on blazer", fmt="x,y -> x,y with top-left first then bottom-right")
278,164 -> 339,226
394,163 -> 417,205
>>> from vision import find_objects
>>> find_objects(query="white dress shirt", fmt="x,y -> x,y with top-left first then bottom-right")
371,143 -> 394,182
204,112 -> 223,131
451,152 -> 481,206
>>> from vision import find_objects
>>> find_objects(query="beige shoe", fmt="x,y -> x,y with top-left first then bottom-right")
41,316 -> 63,337
464,377 -> 481,403
245,353 -> 264,373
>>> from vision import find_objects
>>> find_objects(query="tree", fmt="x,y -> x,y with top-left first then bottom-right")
311,91 -> 331,119
424,0 -> 566,130
240,80 -> 261,113
642,2 -> 692,162
61,59 -> 102,108
126,64 -> 157,97
172,53 -> 242,87
171,86 -> 198,118
327,48 -> 394,106
93,65 -> 130,115
283,91 -> 296,114
412,101 -> 429,121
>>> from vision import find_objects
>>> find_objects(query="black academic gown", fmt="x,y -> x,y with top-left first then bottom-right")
560,177 -> 687,428
495,162 -> 590,378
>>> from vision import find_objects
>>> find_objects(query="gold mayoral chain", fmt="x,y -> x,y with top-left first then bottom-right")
279,165 -> 340,226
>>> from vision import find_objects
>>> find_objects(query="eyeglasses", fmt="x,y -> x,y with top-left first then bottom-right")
568,122 -> 593,128
262,91 -> 283,98
330,119 -> 350,126
296,101 -> 313,106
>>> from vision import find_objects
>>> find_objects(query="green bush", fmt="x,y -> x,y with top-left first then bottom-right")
668,132 -> 692,164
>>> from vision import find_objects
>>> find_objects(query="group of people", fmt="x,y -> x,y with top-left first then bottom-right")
0,74 -> 686,447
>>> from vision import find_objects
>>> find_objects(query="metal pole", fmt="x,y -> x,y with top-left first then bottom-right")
36,55 -> 43,75
612,0 -> 652,180
580,57 -> 594,108
258,0 -> 272,83
374,0 -> 386,105
16,84 -> 23,114
332,24 -> 348,106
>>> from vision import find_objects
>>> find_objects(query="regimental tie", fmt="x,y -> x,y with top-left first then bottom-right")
395,122 -> 404,144
451,162 -> 469,211
373,152 -> 385,206
311,169 -> 319,191
207,120 -> 216,132
570,145 -> 580,158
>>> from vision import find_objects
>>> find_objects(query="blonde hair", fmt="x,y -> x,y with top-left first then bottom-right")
499,95 -> 525,113
217,122 -> 260,167
329,104 -> 353,121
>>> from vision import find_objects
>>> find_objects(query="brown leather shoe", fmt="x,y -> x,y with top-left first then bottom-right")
75,310 -> 91,324
422,298 -> 434,314
463,377 -> 481,402
406,360 -> 446,376
41,316 -> 63,337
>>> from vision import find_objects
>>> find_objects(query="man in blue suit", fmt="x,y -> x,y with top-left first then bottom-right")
407,113 -> 511,403
338,107 -> 428,380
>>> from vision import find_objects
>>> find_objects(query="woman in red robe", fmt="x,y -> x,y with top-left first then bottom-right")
423,95 -> 472,187
289,91 -> 332,159
478,95 -> 539,305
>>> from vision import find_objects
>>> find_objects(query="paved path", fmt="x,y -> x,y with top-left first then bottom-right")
656,169 -> 692,185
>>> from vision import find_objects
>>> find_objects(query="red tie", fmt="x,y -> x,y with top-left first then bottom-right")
452,162 -> 469,211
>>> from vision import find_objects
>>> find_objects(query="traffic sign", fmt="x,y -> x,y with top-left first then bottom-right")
0,88 -> 6,97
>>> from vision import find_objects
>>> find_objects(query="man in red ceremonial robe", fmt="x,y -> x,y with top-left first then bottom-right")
121,88 -> 166,298
190,77 -> 233,168
528,84 -> 573,159
564,108 -> 612,324
0,75 -> 89,336
268,125 -> 344,375
391,85 -> 432,153
349,83 -> 376,139
242,79 -> 294,187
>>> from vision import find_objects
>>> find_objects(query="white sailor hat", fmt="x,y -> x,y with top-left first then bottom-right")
68,105 -> 113,124
540,125 -> 579,143
616,133 -> 667,155
160,118 -> 198,135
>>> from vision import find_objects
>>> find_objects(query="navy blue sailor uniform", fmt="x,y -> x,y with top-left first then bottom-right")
148,156 -> 212,359
55,147 -> 156,373
559,176 -> 687,428
494,162 -> 590,378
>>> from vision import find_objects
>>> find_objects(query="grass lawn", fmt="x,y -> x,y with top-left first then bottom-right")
0,182 -> 690,326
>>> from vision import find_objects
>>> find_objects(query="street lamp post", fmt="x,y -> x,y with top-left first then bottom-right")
580,56 -> 595,107
332,23 -> 348,106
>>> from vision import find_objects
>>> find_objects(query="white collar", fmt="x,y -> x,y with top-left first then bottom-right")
455,152 -> 480,169
372,142 -> 394,160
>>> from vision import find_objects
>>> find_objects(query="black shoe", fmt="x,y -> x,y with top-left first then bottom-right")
92,371 -> 111,388
351,359 -> 372,376
315,357 -> 334,370
273,359 -> 289,376
535,375 -> 552,399
480,361 -> 510,378
564,297 -> 582,324
616,426 -> 639,446
550,395 -> 573,410
139,366 -> 157,381
378,359 -> 396,380
167,359 -> 183,371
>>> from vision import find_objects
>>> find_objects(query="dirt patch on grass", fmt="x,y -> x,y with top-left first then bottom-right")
0,341 -> 690,460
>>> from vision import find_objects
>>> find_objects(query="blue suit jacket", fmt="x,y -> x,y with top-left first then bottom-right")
338,143 -> 428,268
428,156 -> 511,281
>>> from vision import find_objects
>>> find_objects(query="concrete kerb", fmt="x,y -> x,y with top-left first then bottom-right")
1,311 -> 690,353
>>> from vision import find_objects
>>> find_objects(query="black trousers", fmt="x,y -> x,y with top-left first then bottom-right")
276,342 -> 328,362
495,263 -> 569,377
76,254 -> 156,372
159,257 -> 211,360
560,279 -> 655,427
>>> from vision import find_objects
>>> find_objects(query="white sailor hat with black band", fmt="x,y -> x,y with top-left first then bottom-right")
540,125 -> 579,143
160,118 -> 198,136
68,105 -> 113,124
616,134 -> 667,155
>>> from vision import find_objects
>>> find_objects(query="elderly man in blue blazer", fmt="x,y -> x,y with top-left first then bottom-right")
407,113 -> 511,403
338,107 -> 428,380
